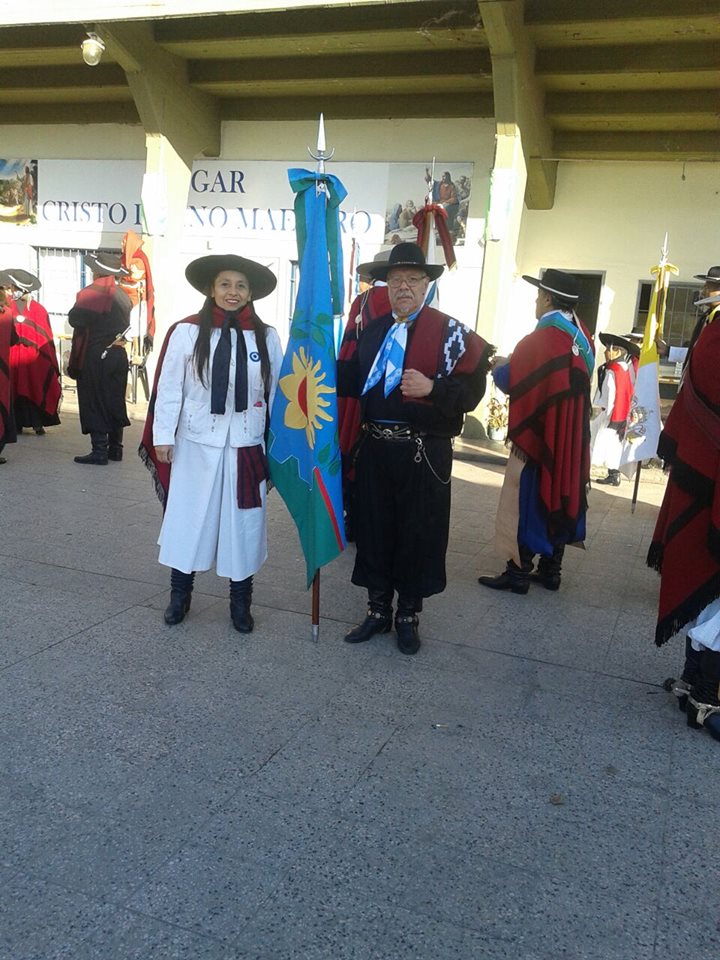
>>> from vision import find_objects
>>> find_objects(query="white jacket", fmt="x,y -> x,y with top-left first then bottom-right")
153,320 -> 284,449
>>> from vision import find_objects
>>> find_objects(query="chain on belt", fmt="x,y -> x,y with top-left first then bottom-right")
361,422 -> 451,482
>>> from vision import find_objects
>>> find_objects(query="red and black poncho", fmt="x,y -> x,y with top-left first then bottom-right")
648,318 -> 720,646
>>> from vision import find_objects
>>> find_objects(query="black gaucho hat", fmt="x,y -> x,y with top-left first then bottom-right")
598,332 -> 641,358
694,265 -> 720,285
3,268 -> 41,292
185,254 -> 277,301
522,268 -> 581,302
83,252 -> 129,278
367,242 -> 444,283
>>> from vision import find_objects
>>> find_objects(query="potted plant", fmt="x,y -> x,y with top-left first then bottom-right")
486,391 -> 509,441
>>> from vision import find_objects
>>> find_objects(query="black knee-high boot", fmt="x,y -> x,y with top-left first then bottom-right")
344,587 -> 393,644
531,544 -> 565,591
395,595 -> 421,656
687,649 -> 720,740
74,432 -> 109,465
164,569 -> 195,625
230,576 -> 254,633
108,428 -> 124,462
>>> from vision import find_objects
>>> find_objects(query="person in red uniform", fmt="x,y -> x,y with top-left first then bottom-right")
650,296 -> 720,742
0,285 -> 18,464
590,333 -> 639,486
478,270 -> 595,595
3,268 -> 61,436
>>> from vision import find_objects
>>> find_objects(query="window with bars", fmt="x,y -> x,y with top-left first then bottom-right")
634,280 -> 703,347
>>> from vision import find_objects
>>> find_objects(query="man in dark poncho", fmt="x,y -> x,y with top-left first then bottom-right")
651,278 -> 720,742
337,242 -> 493,655
478,269 -> 595,595
67,252 -> 131,465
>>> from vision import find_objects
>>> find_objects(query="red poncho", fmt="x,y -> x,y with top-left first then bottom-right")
0,305 -> 14,447
8,298 -> 61,419
507,319 -> 594,538
648,318 -> 720,646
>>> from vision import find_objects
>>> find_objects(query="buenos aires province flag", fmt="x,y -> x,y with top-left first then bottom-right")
267,169 -> 347,587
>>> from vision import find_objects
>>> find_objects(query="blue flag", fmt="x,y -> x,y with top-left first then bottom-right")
267,169 -> 348,587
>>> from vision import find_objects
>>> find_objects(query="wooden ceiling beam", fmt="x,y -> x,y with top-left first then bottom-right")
0,64 -> 126,90
553,130 -> 720,160
188,50 -> 490,85
545,89 -> 720,119
219,92 -> 494,121
537,42 -> 719,75
0,101 -> 140,124
155,1 -> 483,46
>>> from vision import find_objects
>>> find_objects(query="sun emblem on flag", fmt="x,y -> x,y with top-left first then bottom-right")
279,346 -> 334,448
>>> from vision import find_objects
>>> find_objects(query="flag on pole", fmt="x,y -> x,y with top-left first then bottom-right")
620,236 -> 678,476
267,168 -> 348,587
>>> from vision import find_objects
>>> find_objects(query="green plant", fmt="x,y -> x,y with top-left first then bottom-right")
487,394 -> 509,432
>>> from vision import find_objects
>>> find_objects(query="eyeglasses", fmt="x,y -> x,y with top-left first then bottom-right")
387,275 -> 428,289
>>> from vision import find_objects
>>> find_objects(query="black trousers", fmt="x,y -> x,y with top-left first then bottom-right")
351,434 -> 452,600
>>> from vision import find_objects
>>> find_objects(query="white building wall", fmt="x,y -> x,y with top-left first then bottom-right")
513,160 -> 719,349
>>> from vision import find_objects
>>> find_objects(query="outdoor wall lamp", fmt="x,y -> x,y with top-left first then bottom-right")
81,32 -> 105,67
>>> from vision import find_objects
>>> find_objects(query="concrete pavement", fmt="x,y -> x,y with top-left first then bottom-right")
1,408 -> 719,960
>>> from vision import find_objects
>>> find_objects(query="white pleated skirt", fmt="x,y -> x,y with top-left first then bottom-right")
157,434 -> 267,581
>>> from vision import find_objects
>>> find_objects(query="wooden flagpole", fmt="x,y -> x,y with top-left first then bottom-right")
307,112 -> 334,641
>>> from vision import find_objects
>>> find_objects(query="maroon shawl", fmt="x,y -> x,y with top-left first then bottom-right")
507,320 -> 594,537
647,318 -> 720,645
338,285 -> 391,456
8,299 -> 61,418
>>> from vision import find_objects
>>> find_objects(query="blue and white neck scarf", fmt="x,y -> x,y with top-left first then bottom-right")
362,307 -> 422,397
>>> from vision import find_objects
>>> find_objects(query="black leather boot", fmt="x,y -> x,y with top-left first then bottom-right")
478,560 -> 531,595
687,649 -> 720,740
74,432 -> 109,465
164,569 -> 195,625
230,576 -> 254,633
344,588 -> 393,643
395,596 -> 420,655
108,428 -> 124,462
530,545 -> 565,591
596,469 -> 621,486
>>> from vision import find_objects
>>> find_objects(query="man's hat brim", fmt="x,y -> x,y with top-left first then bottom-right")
185,254 -> 277,301
522,272 -> 580,302
599,332 -> 641,358
694,268 -> 720,285
370,259 -> 444,282
3,268 -> 41,292
83,253 -> 129,278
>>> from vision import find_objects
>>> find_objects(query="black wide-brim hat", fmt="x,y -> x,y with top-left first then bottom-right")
3,268 -> 41,292
185,254 -> 277,301
599,332 -> 641,358
694,265 -> 720,284
522,268 -> 581,302
368,241 -> 444,282
83,252 -> 129,278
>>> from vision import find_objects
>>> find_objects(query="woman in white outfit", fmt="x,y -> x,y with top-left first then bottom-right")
142,253 -> 283,632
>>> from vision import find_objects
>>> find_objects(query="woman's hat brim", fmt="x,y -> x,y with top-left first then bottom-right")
185,254 -> 277,300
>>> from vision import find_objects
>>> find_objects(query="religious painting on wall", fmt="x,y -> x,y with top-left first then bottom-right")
0,159 -> 38,224
383,162 -> 475,247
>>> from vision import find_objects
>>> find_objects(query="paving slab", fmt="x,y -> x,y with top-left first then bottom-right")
0,411 -> 715,959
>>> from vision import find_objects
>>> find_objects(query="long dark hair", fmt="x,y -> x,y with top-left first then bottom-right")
192,295 -> 272,400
